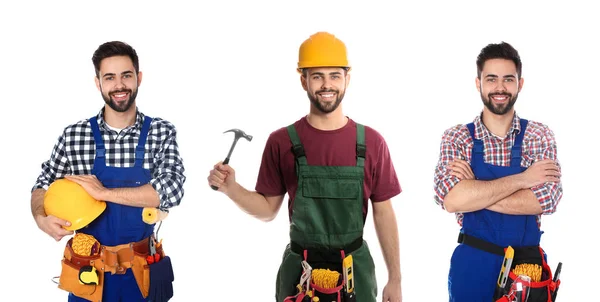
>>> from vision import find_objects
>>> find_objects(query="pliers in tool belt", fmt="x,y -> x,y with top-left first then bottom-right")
147,237 -> 160,264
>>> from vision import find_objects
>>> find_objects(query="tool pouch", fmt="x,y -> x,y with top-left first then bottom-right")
304,249 -> 348,302
285,238 -> 362,302
310,276 -> 344,302
131,251 -> 151,298
131,242 -> 174,302
493,246 -> 561,302
148,256 -> 175,302
57,237 -> 104,302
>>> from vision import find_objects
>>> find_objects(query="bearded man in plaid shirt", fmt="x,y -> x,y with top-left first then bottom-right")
30,41 -> 185,302
433,42 -> 563,302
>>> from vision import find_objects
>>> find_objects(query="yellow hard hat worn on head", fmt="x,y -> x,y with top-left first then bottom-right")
44,178 -> 107,231
297,32 -> 351,73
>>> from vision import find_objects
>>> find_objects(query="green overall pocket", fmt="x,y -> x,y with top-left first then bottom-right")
300,177 -> 362,239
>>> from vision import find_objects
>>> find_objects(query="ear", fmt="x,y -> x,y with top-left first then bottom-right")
300,74 -> 308,91
345,72 -> 351,88
95,76 -> 101,92
475,77 -> 481,93
137,71 -> 143,87
518,77 -> 524,92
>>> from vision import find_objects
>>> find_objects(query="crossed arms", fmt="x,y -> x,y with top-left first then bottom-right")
434,126 -> 563,216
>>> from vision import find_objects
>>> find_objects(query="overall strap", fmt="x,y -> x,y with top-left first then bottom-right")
89,116 -> 106,166
510,118 -> 528,167
135,116 -> 153,168
287,124 -> 308,168
355,123 -> 366,167
466,122 -> 484,157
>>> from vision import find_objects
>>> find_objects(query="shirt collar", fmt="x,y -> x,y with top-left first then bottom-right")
96,106 -> 145,133
473,111 -> 521,139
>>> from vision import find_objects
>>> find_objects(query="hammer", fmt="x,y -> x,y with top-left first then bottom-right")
211,128 -> 253,190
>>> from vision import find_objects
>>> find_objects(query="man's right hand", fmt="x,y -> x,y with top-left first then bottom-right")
519,159 -> 561,189
207,161 -> 237,194
35,214 -> 73,241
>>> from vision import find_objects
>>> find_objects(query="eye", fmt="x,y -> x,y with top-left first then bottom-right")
105,76 -> 114,81
331,75 -> 340,79
124,74 -> 132,78
505,78 -> 514,82
486,78 -> 495,82
312,75 -> 322,80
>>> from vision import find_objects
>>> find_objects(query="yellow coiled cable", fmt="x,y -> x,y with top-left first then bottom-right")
311,269 -> 340,289
511,263 -> 542,282
71,233 -> 100,256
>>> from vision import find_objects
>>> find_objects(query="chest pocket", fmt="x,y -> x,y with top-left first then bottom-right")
302,177 -> 360,199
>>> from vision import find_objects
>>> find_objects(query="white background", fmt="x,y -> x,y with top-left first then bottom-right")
1,0 -> 597,301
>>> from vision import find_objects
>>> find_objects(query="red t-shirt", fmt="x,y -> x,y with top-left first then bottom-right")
255,116 -> 402,222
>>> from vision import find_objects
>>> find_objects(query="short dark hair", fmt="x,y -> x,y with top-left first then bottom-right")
92,41 -> 139,77
476,42 -> 522,79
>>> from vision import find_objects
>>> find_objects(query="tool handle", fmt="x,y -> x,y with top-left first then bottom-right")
553,262 -> 562,282
551,262 -> 562,301
210,157 -> 231,190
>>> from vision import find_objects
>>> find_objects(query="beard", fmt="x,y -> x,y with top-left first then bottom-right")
308,89 -> 345,114
481,91 -> 518,115
102,88 -> 138,113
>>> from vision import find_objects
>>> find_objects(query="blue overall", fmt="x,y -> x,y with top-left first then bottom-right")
68,115 -> 155,302
448,119 -> 543,301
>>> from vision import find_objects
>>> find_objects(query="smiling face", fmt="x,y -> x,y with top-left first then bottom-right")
476,58 -> 523,116
301,67 -> 350,114
94,55 -> 142,113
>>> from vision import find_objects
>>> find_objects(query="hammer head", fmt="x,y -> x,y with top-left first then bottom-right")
224,128 -> 253,142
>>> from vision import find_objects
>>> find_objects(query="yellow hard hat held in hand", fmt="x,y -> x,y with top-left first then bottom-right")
297,32 -> 351,73
44,178 -> 106,231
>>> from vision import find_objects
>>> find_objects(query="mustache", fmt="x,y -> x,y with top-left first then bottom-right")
316,89 -> 338,94
488,92 -> 511,98
110,89 -> 132,95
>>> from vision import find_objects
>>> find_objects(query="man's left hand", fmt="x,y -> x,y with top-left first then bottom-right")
65,175 -> 109,201
382,280 -> 402,302
448,159 -> 475,180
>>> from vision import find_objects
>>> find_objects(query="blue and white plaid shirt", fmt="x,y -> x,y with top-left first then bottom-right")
32,107 -> 186,210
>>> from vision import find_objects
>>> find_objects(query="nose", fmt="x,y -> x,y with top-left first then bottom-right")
321,77 -> 333,90
493,80 -> 507,92
114,78 -> 126,89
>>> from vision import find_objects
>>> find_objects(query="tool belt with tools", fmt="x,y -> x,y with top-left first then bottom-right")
458,233 -> 562,302
55,232 -> 173,302
284,237 -> 362,302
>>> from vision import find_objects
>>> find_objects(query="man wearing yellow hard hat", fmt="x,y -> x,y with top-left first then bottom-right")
208,32 -> 403,302
30,41 -> 186,302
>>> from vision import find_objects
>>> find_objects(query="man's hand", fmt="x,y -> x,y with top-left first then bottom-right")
65,175 -> 109,201
35,214 -> 73,241
519,159 -> 561,189
382,280 -> 402,302
207,162 -> 237,195
447,159 -> 475,180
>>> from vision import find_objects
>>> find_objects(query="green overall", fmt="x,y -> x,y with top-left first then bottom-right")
275,123 -> 377,302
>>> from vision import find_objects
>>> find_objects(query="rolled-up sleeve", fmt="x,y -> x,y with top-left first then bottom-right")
32,130 -> 71,192
433,125 -> 469,209
529,126 -> 563,215
150,124 -> 186,210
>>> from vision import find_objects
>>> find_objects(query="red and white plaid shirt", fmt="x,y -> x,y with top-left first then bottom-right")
433,112 -> 563,227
